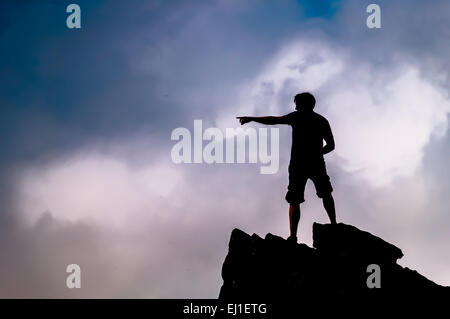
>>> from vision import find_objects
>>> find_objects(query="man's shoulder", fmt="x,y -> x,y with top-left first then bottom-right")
281,111 -> 297,124
285,111 -> 297,117
313,111 -> 330,124
312,111 -> 326,119
285,110 -> 329,124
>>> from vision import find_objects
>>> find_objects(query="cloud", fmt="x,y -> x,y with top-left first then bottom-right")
17,151 -> 182,226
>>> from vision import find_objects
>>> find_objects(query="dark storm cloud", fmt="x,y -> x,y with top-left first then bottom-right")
1,1 -> 175,163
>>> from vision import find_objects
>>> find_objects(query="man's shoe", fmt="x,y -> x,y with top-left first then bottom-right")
286,235 -> 297,243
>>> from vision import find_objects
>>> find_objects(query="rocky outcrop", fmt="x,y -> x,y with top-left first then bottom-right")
219,223 -> 449,301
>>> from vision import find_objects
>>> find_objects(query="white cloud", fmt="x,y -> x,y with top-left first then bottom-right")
18,150 -> 183,226
327,66 -> 449,185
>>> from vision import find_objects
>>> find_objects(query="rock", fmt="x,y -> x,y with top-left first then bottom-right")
312,223 -> 403,263
218,223 -> 449,303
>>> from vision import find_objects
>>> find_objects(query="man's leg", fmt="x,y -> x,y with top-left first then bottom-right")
322,193 -> 337,224
289,204 -> 301,238
285,164 -> 305,241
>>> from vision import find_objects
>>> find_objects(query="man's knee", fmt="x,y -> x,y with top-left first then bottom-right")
285,190 -> 304,205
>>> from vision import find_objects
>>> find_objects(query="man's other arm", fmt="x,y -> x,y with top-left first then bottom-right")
322,120 -> 335,154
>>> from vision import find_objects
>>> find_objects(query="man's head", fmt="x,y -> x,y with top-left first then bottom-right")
294,92 -> 316,111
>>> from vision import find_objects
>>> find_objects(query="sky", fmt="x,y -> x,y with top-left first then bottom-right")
0,0 -> 449,297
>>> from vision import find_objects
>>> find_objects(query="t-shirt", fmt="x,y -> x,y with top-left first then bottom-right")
280,110 -> 334,165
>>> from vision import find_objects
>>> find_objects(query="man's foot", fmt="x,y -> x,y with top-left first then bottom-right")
286,235 -> 297,243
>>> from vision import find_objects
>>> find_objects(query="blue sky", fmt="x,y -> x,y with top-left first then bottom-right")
0,0 -> 449,297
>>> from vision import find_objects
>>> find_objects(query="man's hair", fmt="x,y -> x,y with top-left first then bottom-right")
294,92 -> 316,110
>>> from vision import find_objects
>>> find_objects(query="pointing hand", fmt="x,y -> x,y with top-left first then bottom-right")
236,116 -> 251,125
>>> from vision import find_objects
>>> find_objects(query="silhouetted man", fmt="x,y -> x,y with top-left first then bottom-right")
237,92 -> 337,243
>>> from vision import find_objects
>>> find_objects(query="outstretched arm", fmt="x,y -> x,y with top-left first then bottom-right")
236,115 -> 290,125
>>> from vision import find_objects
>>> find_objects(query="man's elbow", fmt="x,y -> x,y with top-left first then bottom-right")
325,141 -> 335,152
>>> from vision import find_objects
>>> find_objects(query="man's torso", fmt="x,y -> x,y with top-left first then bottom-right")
286,110 -> 331,167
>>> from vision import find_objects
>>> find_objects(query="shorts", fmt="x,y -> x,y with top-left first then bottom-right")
285,159 -> 333,205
